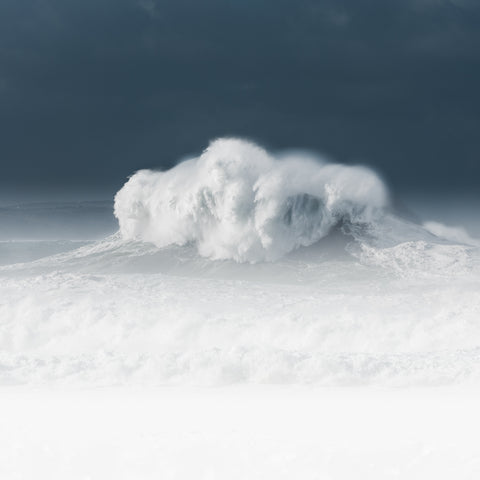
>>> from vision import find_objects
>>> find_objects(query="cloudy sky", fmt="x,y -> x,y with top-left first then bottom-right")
1,0 -> 479,198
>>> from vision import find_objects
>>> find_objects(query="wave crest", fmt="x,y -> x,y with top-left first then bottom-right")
114,138 -> 389,262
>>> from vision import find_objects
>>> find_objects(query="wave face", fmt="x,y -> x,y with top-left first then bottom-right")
114,138 -> 388,262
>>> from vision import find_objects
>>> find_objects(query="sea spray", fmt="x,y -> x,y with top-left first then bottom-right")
114,138 -> 389,262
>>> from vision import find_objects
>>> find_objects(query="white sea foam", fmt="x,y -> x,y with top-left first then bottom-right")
114,138 -> 389,262
0,227 -> 479,387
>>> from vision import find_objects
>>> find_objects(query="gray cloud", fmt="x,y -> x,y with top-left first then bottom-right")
0,0 -> 479,197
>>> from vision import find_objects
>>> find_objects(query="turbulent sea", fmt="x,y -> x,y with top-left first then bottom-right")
1,138 -> 479,388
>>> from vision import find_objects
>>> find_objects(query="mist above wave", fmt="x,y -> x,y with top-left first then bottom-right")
114,138 -> 389,262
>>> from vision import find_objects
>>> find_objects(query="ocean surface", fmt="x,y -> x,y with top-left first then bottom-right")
2,140 -> 480,478
1,139 -> 479,388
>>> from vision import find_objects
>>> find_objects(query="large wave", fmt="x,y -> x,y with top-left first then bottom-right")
1,140 -> 480,387
114,138 -> 389,262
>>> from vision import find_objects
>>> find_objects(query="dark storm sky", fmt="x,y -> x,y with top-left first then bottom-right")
1,0 -> 480,197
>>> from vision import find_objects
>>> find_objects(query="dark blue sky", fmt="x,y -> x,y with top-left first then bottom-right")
1,0 -> 479,198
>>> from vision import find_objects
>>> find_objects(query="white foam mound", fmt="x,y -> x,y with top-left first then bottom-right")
114,138 -> 389,262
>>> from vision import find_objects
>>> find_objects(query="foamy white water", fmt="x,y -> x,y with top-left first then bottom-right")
114,138 -> 388,262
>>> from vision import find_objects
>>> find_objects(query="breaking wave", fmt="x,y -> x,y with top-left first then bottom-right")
1,138 -> 480,387
114,138 -> 389,262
